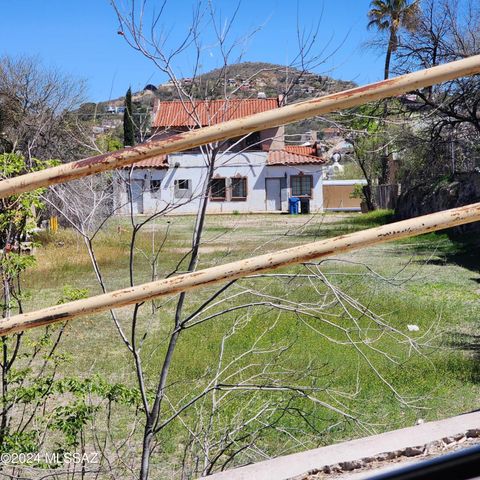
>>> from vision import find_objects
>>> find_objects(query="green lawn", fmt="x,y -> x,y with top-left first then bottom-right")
20,211 -> 480,477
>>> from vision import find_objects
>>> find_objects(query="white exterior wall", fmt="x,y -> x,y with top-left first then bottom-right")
115,152 -> 325,215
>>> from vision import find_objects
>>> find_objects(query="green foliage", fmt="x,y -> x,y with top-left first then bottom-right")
57,285 -> 89,304
367,0 -> 420,79
76,102 -> 97,121
123,87 -> 135,147
55,376 -> 142,406
0,152 -> 121,462
0,326 -> 67,456
0,369 -> 143,462
9,376 -> 55,404
13,213 -> 480,474
51,376 -> 142,451
0,253 -> 36,280
346,103 -> 383,134
334,103 -> 386,188
51,402 -> 97,449
0,152 -> 54,313
334,162 -> 365,180
97,134 -> 123,153
2,367 -> 143,456
0,431 -> 38,454
367,0 -> 420,36
0,153 -> 57,248
350,183 -> 366,200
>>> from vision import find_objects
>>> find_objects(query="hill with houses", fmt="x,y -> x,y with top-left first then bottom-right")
100,62 -> 355,106
86,62 -> 356,138
153,62 -> 356,103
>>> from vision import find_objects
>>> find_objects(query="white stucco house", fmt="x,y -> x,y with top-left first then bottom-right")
115,97 -> 332,215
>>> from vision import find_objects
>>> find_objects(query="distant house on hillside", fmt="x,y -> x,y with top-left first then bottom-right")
114,97 -> 348,215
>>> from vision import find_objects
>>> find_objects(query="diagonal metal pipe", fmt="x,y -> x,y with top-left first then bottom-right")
0,55 -> 480,198
1,202 -> 479,336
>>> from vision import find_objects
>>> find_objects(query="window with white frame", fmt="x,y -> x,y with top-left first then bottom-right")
174,179 -> 191,199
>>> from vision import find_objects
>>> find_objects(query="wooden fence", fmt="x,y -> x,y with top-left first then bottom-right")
376,184 -> 400,210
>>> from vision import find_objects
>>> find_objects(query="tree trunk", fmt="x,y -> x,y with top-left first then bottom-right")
384,28 -> 396,81
384,46 -> 392,80
140,424 -> 154,480
362,184 -> 375,211
137,147 -> 218,480
380,151 -> 389,185
381,33 -> 395,184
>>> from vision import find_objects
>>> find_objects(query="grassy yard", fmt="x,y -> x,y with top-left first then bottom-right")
21,211 -> 480,476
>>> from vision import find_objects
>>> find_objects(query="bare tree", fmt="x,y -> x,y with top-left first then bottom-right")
391,0 -> 480,188
108,2 -> 345,477
46,176 -> 428,479
0,55 -> 88,162
15,2 -> 434,479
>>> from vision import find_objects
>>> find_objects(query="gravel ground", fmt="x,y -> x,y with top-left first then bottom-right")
294,429 -> 480,479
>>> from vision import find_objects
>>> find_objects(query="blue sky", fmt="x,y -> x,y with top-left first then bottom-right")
2,1 -> 384,103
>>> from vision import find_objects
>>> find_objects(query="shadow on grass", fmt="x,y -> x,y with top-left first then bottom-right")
446,332 -> 480,384
309,210 -> 395,237
444,232 -> 480,273
405,232 -> 480,274
300,209 -> 480,273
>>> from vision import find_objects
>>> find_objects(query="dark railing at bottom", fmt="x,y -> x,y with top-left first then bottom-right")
368,444 -> 480,480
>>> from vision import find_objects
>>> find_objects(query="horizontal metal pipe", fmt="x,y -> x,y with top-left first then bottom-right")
1,55 -> 480,198
2,202 -> 480,336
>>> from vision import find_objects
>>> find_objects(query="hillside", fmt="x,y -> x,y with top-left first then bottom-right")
155,61 -> 356,103
91,62 -> 356,136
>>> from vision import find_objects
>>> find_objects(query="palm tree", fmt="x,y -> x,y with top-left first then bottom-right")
368,0 -> 420,80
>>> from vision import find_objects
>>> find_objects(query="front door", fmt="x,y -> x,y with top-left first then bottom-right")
130,179 -> 144,214
266,178 -> 282,211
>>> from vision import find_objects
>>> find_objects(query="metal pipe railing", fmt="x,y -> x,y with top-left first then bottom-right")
2,56 -> 480,336
1,202 -> 479,336
1,55 -> 480,199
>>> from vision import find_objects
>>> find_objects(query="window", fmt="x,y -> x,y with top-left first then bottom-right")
150,180 -> 161,193
176,179 -> 190,190
174,179 -> 191,199
210,178 -> 226,200
291,175 -> 312,197
231,177 -> 247,200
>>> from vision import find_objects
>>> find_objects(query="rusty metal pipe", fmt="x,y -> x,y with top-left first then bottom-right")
1,202 -> 479,336
1,55 -> 480,198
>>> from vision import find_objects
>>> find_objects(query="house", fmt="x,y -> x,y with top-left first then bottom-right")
115,97 -> 334,215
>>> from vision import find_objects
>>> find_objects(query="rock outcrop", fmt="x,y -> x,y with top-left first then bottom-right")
395,173 -> 480,235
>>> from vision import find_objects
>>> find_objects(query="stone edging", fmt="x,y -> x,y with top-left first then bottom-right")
296,429 -> 480,479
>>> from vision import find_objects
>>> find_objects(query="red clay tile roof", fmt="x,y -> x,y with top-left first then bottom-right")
284,145 -> 317,156
153,98 -> 279,128
267,149 -> 326,166
128,150 -> 325,169
128,154 -> 168,169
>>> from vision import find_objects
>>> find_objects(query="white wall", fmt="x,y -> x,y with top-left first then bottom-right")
115,151 -> 325,215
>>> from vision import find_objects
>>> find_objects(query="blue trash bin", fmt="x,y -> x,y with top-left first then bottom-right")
288,197 -> 300,214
